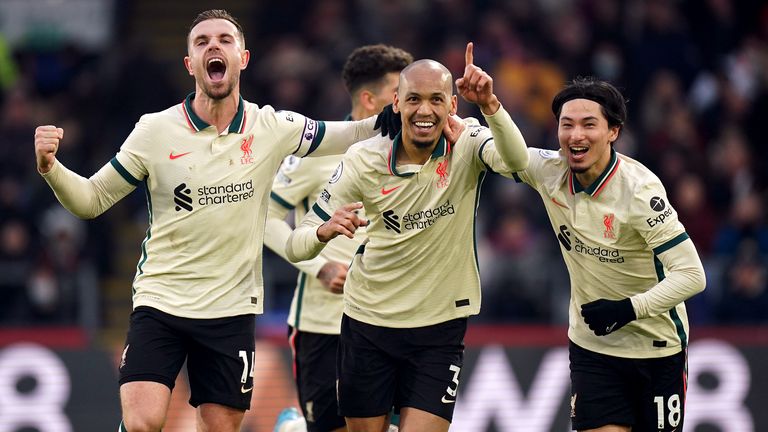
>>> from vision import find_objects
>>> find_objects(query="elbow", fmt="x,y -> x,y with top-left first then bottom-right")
285,241 -> 301,263
63,204 -> 100,220
510,153 -> 529,172
692,266 -> 707,295
285,237 -> 313,263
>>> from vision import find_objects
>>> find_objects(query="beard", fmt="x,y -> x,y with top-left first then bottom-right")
201,77 -> 237,100
412,137 -> 436,149
569,164 -> 588,174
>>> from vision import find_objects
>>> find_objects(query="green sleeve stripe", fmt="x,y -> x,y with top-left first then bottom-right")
293,272 -> 307,328
652,232 -> 690,255
270,192 -> 295,210
477,138 -> 494,172
306,121 -> 327,156
312,203 -> 331,221
110,158 -> 141,186
669,307 -> 688,348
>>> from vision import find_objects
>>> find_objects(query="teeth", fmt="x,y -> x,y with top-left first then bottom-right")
414,121 -> 434,127
570,147 -> 587,151
207,58 -> 224,66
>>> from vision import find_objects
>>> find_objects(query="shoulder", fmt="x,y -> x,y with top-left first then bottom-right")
617,153 -> 664,191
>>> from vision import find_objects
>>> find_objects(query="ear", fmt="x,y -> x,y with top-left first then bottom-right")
608,125 -> 620,143
184,56 -> 194,76
240,49 -> 250,70
392,92 -> 400,113
359,90 -> 376,112
450,95 -> 458,116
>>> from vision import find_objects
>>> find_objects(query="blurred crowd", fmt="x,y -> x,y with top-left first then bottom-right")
1,0 -> 767,330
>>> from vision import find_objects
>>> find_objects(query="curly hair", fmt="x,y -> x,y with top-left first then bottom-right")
342,44 -> 413,95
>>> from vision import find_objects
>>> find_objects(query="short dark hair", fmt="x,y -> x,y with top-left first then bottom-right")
188,9 -> 245,47
342,44 -> 413,95
552,77 -> 627,129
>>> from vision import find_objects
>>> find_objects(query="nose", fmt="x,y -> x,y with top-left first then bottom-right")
570,125 -> 586,141
416,101 -> 431,115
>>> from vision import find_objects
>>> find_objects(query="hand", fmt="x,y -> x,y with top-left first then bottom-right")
316,261 -> 348,294
316,202 -> 368,242
580,298 -> 636,336
454,42 -> 500,115
373,104 -> 401,140
443,114 -> 466,144
35,125 -> 64,173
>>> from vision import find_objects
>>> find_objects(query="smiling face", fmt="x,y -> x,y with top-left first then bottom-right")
393,61 -> 457,149
184,18 -> 249,100
558,98 -> 620,184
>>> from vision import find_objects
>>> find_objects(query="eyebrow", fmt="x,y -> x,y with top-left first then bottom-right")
560,115 -> 599,122
191,33 -> 236,43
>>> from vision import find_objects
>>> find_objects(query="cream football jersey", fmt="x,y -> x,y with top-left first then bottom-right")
100,94 -> 376,319
270,154 -> 366,334
513,148 -> 694,358
289,108 -> 528,328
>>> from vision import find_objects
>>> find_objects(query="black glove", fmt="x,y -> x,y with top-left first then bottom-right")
373,104 -> 401,140
580,298 -> 636,336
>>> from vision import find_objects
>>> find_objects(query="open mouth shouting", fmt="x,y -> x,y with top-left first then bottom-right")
206,57 -> 226,83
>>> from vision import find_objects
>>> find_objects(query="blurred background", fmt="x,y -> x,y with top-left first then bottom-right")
0,0 -> 767,431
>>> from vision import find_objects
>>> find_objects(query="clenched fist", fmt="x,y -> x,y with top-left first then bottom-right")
35,125 -> 64,173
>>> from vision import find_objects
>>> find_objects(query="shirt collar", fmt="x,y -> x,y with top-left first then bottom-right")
387,132 -> 451,177
569,148 -> 621,197
182,92 -> 246,134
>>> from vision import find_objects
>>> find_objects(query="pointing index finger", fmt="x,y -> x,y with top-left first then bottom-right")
465,42 -> 474,67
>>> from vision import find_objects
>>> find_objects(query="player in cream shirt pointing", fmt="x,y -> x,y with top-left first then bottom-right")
287,43 -> 529,432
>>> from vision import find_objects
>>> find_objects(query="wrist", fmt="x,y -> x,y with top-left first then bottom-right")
479,96 -> 500,116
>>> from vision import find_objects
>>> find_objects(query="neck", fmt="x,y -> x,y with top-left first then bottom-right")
398,137 -> 437,165
573,148 -> 613,188
350,105 -> 376,121
192,87 -> 240,133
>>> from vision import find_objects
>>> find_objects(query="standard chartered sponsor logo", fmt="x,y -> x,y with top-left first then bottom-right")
401,200 -> 455,230
197,179 -> 255,206
572,236 -> 625,263
382,200 -> 456,232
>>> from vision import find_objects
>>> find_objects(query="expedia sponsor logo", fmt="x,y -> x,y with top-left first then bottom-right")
172,180 -> 255,211
558,224 -> 625,263
469,126 -> 486,137
646,207 -> 674,228
383,200 -> 456,233
649,196 -> 666,211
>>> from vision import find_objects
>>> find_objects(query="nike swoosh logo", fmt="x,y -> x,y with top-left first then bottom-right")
381,186 -> 401,195
169,151 -> 192,160
606,323 -> 617,334
241,385 -> 253,393
441,396 -> 455,404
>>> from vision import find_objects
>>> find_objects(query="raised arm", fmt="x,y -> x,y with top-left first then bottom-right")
455,42 -> 529,172
35,125 -> 136,219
